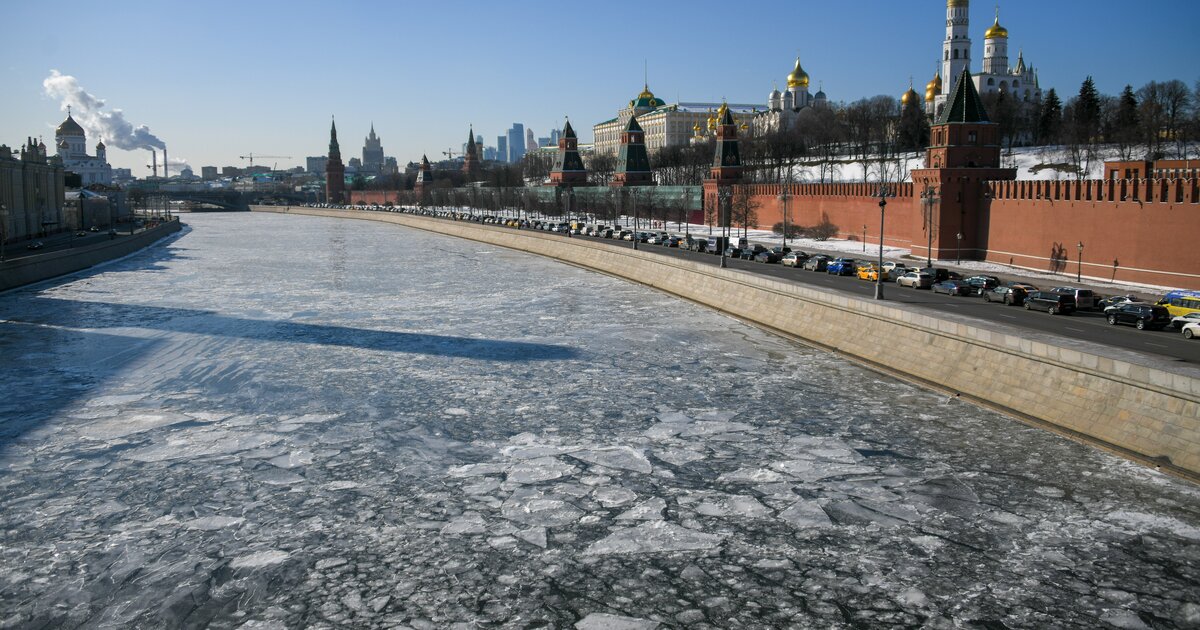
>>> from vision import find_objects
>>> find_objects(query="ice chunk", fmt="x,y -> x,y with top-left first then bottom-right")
571,447 -> 652,474
441,513 -> 488,535
695,495 -> 772,519
315,557 -> 347,570
123,429 -> 281,462
824,499 -> 920,526
677,421 -> 753,437
256,469 -> 305,486
268,450 -> 314,469
777,501 -> 833,528
653,448 -> 706,466
443,408 -> 469,416
324,480 -> 360,491
1107,510 -> 1200,541
585,521 -> 724,555
717,467 -> 785,483
516,527 -> 548,548
616,498 -> 666,521
1099,610 -> 1150,630
575,612 -> 660,629
77,412 -> 193,440
896,587 -> 928,607
448,463 -> 507,478
505,457 -> 577,484
593,487 -> 638,508
501,488 -> 584,527
230,550 -> 290,569
185,516 -> 245,531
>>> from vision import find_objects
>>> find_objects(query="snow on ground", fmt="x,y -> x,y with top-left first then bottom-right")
4,212 -> 1195,627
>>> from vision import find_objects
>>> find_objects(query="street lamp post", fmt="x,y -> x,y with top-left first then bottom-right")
956,232 -> 963,264
719,188 -> 731,269
874,185 -> 891,300
777,183 -> 790,249
862,224 -> 867,252
921,185 -> 938,268
631,190 -> 639,250
1077,241 -> 1084,282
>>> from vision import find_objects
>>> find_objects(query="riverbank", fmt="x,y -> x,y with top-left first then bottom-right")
0,219 -> 183,292
254,206 -> 1199,481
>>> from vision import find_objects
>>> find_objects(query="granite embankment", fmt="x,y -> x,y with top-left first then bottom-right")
255,206 -> 1200,481
0,219 -> 182,292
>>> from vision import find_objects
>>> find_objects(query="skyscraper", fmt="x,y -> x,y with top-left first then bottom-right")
497,136 -> 508,163
361,124 -> 384,174
506,123 -> 526,164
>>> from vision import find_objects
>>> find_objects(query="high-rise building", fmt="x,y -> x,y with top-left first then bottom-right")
506,123 -> 526,164
525,128 -> 536,153
549,128 -> 562,146
497,136 -> 508,163
201,166 -> 218,180
361,124 -> 385,173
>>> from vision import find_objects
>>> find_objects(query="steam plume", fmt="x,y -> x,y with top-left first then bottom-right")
43,70 -> 166,151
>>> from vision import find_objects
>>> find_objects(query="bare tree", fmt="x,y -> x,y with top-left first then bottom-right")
587,153 -> 616,187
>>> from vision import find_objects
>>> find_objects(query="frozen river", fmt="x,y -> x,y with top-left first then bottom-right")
0,211 -> 1197,629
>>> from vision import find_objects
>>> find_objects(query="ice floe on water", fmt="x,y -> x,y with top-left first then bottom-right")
0,212 -> 1198,628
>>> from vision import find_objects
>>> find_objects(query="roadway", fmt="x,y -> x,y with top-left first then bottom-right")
551,228 -> 1200,365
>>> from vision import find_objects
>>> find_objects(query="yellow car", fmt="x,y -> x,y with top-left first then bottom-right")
857,265 -> 889,281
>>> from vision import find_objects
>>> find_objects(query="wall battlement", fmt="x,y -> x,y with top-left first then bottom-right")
987,178 -> 1200,204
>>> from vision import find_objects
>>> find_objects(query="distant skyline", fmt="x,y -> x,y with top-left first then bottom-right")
1,0 -> 1197,174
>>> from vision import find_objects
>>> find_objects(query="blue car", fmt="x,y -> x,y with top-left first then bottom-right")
932,280 -> 973,296
826,258 -> 858,275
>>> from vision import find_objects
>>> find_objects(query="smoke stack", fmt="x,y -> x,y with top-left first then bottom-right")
163,147 -> 168,178
151,150 -> 157,178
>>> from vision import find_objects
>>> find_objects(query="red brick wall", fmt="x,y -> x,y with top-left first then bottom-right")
348,190 -> 402,205
739,183 -> 916,249
983,179 -> 1200,289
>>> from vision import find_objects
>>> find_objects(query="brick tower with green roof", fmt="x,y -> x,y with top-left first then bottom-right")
910,67 -> 1016,261
325,117 -> 345,204
612,116 -> 654,187
462,127 -> 480,181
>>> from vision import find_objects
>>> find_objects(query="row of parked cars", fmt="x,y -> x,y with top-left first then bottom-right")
333,205 -> 1200,342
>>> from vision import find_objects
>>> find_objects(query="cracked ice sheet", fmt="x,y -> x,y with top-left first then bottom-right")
0,212 -> 1198,629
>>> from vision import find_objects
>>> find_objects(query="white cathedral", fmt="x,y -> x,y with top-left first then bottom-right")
55,109 -> 113,186
755,57 -> 829,135
925,0 -> 1041,117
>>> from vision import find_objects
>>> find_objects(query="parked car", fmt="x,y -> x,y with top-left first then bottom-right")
26,241 -> 44,250
780,251 -> 809,268
983,285 -> 1028,305
827,258 -> 858,275
1006,282 -> 1038,292
1052,287 -> 1100,310
881,261 -> 907,273
689,238 -> 709,252
769,246 -> 792,258
1182,322 -> 1200,339
1099,295 -> 1139,311
919,267 -> 952,282
1025,291 -> 1076,315
724,244 -> 745,258
664,236 -> 682,248
898,271 -> 934,289
963,275 -> 1001,296
741,244 -> 769,260
932,279 -> 972,296
803,255 -> 830,272
856,265 -> 888,281
754,250 -> 782,263
1170,312 -> 1200,329
1106,303 -> 1172,330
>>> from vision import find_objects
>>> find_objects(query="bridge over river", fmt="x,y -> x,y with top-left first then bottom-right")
0,212 -> 1196,628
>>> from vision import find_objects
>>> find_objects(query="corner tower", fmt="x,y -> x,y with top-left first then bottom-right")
462,126 -> 480,180
325,117 -> 345,204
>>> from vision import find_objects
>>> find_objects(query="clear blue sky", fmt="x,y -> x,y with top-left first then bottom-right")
2,0 -> 1196,174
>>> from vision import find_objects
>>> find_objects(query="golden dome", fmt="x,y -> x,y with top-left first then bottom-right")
901,86 -> 919,106
716,102 -> 729,119
925,71 -> 942,102
984,16 -> 1008,39
786,57 -> 809,89
947,0 -> 969,6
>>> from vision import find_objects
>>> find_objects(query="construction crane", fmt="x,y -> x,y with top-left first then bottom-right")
239,153 -> 292,168
442,148 -> 463,160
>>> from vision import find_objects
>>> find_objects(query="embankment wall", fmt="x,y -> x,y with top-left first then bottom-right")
255,206 -> 1200,480
0,219 -> 182,292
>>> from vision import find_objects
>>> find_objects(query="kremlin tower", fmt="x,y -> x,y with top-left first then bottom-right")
325,118 -> 345,204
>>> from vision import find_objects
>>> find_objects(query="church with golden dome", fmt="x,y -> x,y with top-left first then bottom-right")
754,56 -> 829,135
925,0 -> 1041,118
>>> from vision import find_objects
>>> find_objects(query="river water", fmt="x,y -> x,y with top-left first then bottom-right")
0,212 -> 1196,629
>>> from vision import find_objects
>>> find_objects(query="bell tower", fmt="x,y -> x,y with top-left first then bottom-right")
910,68 -> 1015,262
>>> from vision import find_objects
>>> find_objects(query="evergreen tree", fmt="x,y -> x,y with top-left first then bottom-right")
1073,76 -> 1102,143
1113,85 -> 1141,159
1036,88 -> 1062,144
898,97 -> 929,154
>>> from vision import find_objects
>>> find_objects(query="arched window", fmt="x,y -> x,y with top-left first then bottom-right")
1013,80 -> 1019,88
944,51 -> 949,61
987,78 -> 994,86
953,50 -> 959,59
